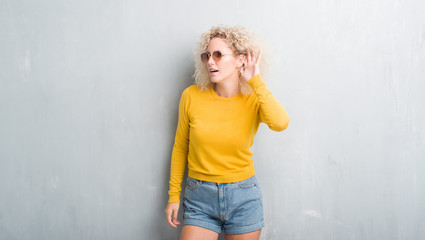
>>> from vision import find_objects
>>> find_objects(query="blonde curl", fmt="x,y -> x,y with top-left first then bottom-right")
192,25 -> 268,95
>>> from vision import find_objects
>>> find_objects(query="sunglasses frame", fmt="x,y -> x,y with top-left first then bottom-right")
201,51 -> 234,63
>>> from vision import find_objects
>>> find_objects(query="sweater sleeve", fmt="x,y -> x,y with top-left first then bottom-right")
247,74 -> 290,131
168,88 -> 191,203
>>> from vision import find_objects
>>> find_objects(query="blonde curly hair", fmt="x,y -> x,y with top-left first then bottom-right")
192,25 -> 267,95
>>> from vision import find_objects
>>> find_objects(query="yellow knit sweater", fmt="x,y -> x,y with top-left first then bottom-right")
168,75 -> 290,203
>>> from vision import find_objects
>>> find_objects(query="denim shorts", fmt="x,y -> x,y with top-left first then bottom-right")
182,175 -> 264,234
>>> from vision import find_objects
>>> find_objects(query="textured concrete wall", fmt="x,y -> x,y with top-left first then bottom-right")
1,0 -> 424,239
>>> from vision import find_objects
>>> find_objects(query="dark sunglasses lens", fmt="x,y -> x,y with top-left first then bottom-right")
201,53 -> 209,62
212,51 -> 222,61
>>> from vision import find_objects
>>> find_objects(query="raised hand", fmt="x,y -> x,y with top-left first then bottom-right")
241,49 -> 262,82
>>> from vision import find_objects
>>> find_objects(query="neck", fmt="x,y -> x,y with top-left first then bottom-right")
214,79 -> 240,98
213,71 -> 241,98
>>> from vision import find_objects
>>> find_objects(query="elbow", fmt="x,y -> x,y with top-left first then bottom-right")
270,117 -> 290,132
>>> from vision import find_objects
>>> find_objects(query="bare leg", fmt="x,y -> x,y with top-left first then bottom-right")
180,225 -> 219,240
225,229 -> 262,240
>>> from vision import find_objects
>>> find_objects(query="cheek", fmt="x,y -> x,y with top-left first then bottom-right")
219,60 -> 237,73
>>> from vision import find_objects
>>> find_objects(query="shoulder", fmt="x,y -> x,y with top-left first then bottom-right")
182,84 -> 209,97
186,84 -> 204,92
179,85 -> 208,111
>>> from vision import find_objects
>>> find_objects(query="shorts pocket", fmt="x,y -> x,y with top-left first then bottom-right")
185,177 -> 199,190
236,176 -> 258,189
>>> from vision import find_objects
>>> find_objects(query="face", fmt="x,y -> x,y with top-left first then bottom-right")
204,38 -> 244,84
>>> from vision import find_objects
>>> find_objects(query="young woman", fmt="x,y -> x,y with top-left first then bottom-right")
164,25 -> 290,240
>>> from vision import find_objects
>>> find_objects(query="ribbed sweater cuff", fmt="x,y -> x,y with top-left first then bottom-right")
247,74 -> 264,89
168,195 -> 180,203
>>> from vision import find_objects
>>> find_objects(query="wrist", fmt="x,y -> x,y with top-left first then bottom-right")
246,73 -> 260,81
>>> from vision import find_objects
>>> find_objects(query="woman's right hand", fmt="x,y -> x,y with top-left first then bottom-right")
165,202 -> 181,228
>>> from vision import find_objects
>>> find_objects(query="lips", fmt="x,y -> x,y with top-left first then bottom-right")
210,69 -> 219,73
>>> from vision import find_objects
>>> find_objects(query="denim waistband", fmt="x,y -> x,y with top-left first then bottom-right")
187,175 -> 256,186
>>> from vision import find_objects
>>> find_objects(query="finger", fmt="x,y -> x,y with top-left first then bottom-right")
167,212 -> 176,228
172,208 -> 178,221
256,49 -> 262,65
166,209 -> 177,228
172,219 -> 181,225
251,50 -> 257,63
172,208 -> 179,227
247,51 -> 252,63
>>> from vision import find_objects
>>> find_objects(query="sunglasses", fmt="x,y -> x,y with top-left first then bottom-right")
200,51 -> 233,63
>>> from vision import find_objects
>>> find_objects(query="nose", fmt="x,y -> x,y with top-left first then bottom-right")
207,54 -> 215,65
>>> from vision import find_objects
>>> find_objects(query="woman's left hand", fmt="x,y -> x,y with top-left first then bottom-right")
241,49 -> 262,82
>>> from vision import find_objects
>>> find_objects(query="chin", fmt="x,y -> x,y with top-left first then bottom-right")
209,76 -> 223,83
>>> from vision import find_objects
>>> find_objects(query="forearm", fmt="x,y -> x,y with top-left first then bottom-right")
168,144 -> 188,203
248,74 -> 290,131
168,88 -> 191,202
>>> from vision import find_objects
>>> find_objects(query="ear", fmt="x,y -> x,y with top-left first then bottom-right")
236,54 -> 246,68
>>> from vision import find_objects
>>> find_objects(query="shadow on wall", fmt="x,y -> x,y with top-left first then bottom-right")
155,63 -> 194,240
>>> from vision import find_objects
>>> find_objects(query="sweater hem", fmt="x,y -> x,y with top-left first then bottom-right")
188,168 -> 256,183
